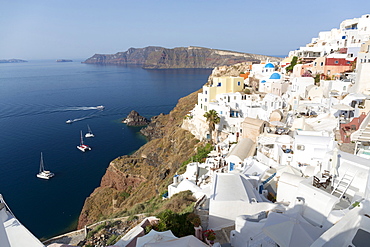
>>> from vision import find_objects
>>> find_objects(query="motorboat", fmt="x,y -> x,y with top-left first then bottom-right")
77,130 -> 91,152
85,124 -> 94,138
96,105 -> 105,110
66,119 -> 73,124
36,152 -> 54,179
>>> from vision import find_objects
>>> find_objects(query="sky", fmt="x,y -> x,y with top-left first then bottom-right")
1,0 -> 370,60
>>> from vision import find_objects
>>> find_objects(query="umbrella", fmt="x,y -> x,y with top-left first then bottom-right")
332,104 -> 354,111
143,235 -> 208,247
262,212 -> 324,247
330,148 -> 339,178
136,230 -> 178,247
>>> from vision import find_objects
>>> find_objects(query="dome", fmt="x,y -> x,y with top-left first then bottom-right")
261,80 -> 266,83
269,73 -> 281,79
264,63 -> 274,68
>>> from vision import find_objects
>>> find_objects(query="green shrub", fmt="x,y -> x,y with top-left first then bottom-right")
106,234 -> 120,245
181,143 -> 213,168
127,215 -> 139,221
153,210 -> 194,237
86,223 -> 106,239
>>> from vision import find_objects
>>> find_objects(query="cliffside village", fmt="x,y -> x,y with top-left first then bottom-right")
2,14 -> 370,247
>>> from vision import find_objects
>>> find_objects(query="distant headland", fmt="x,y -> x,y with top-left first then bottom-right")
83,46 -> 282,69
0,59 -> 27,63
56,59 -> 73,62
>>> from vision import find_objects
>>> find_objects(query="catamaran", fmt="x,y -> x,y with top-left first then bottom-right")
36,152 -> 54,179
85,124 -> 94,138
77,130 -> 91,152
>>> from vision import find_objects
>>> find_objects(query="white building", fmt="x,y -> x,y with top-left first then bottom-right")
289,14 -> 370,62
351,40 -> 370,95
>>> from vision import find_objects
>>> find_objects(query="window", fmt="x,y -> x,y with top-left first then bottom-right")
217,82 -> 222,87
347,61 -> 351,64
204,106 -> 207,111
320,62 -> 324,66
230,162 -> 235,171
238,81 -> 241,86
297,145 -> 305,151
343,86 -> 346,90
205,98 -> 207,102
220,111 -> 223,115
205,91 -> 207,94
335,60 -> 339,64
314,62 -> 317,66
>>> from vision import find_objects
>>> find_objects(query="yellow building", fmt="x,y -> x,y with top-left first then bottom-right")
198,76 -> 244,111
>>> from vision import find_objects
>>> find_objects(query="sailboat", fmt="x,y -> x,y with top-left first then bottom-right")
36,152 -> 54,179
85,125 -> 94,138
77,130 -> 91,152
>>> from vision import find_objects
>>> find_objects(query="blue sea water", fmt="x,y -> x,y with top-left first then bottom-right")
0,60 -> 211,239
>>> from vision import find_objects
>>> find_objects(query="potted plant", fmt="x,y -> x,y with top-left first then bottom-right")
187,213 -> 202,240
203,229 -> 216,245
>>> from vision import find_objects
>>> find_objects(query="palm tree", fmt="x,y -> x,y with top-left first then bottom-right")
203,110 -> 220,143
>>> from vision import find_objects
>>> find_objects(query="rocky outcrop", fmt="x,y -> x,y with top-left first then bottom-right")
78,89 -> 202,228
122,110 -> 150,126
83,46 -> 282,69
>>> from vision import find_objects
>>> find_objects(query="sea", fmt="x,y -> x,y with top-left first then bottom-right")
0,60 -> 212,239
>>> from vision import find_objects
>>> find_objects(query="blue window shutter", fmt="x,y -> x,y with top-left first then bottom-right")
230,162 -> 235,171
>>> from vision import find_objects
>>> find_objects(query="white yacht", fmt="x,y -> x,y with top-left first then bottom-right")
77,130 -> 91,152
36,152 -> 54,179
85,124 -> 94,138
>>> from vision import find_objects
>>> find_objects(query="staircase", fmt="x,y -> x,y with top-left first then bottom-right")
331,170 -> 356,199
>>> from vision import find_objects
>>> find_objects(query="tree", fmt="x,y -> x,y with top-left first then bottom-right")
285,56 -> 298,73
203,110 -> 220,143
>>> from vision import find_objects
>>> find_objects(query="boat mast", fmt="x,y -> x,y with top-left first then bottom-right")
80,130 -> 84,145
40,152 -> 44,173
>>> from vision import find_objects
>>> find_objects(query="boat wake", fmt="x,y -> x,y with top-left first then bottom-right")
60,106 -> 104,111
66,112 -> 101,124
0,104 -> 105,121
65,106 -> 104,124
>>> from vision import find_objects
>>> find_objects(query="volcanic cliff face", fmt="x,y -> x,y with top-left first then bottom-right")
78,89 -> 202,228
83,46 -> 282,69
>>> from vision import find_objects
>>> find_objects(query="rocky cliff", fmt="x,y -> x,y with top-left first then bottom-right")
83,46 -> 282,69
77,58 -> 268,228
122,110 -> 150,126
78,89 -> 202,228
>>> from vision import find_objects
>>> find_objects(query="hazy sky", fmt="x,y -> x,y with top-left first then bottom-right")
1,0 -> 370,60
